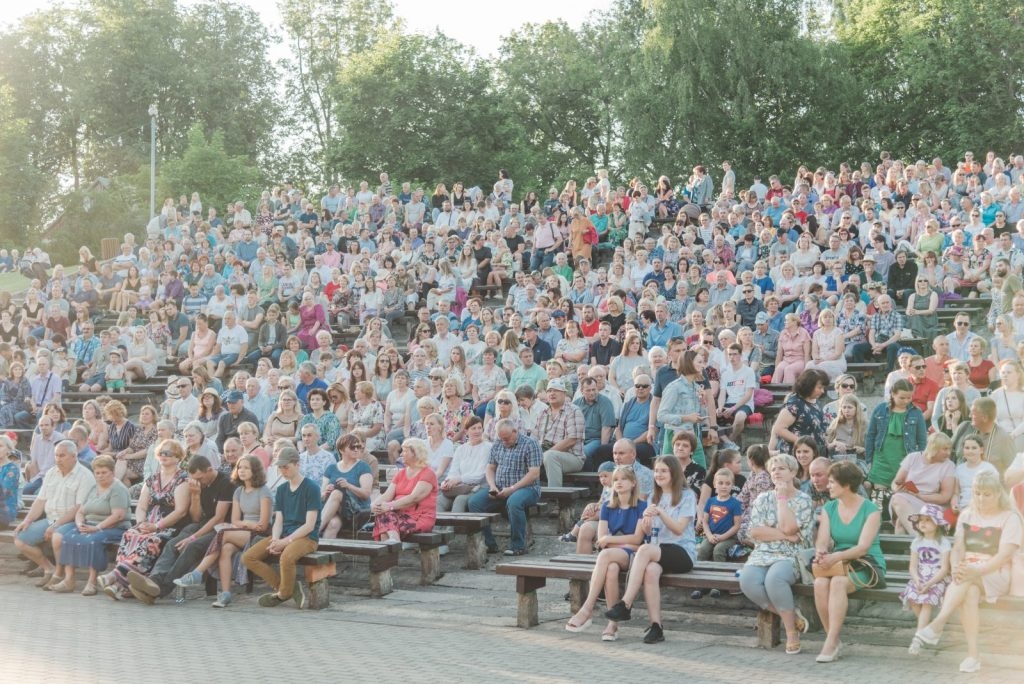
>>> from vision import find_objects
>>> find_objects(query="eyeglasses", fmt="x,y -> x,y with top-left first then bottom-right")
634,384 -> 651,389
159,450 -> 174,457
702,340 -> 714,346
840,383 -> 856,390
176,383 -> 189,388
743,290 -> 753,294
912,365 -> 925,370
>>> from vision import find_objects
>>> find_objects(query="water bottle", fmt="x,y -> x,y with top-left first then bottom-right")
174,585 -> 186,605
650,525 -> 660,545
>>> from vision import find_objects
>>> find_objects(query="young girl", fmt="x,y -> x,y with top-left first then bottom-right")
951,435 -> 998,514
826,394 -> 867,468
565,466 -> 647,641
902,504 -> 952,655
737,444 -> 772,548
561,461 -> 615,544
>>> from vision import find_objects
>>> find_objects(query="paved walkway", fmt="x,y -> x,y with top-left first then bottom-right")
1,564 -> 1018,683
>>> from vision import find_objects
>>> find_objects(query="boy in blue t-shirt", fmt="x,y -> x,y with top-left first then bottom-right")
697,469 -> 743,566
0,440 -> 20,528
242,447 -> 321,608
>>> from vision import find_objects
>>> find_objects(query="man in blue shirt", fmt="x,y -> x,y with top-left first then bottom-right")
647,302 -> 685,350
295,363 -> 328,413
574,377 -> 616,465
243,447 -> 321,608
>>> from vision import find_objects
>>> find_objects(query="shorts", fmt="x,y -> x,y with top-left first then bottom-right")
106,379 -> 126,391
658,543 -> 695,574
15,518 -> 53,547
718,403 -> 753,425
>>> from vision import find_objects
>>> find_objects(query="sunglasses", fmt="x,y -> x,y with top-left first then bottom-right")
496,399 -> 512,405
912,365 -> 925,370
176,383 -> 189,388
159,450 -> 174,457
702,340 -> 714,346
634,384 -> 651,389
840,383 -> 856,390
956,322 -> 970,327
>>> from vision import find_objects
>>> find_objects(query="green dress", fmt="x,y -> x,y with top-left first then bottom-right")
823,498 -> 886,588
868,411 -> 906,487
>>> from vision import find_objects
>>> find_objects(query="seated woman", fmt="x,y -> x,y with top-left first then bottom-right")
49,455 -> 131,595
601,456 -> 697,644
771,313 -> 811,385
112,405 -> 159,485
172,455 -> 272,608
438,416 -> 492,513
888,431 -> 955,534
371,438 -> 437,544
739,453 -> 816,656
805,309 -> 847,381
319,434 -> 374,539
565,466 -> 648,641
811,460 -> 886,663
912,470 -> 1023,673
98,439 -> 190,600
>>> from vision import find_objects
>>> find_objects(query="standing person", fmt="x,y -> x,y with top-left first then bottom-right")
912,471 -> 1023,673
600,456 -> 697,643
739,454 -> 816,656
865,379 -> 928,491
810,461 -> 886,663
901,505 -> 952,656
468,419 -> 542,556
771,369 -> 829,457
242,447 -> 321,608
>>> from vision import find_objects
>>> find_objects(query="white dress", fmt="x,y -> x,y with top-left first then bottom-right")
806,326 -> 847,380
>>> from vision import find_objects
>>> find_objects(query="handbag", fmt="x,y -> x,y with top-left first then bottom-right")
810,556 -> 883,589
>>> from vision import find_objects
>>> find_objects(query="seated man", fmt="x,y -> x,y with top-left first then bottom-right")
125,455 -> 233,603
243,447 -> 321,607
13,440 -> 92,586
535,378 -> 585,489
468,419 -> 542,557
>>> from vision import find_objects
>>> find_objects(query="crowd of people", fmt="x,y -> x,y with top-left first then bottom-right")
2,153 -> 1024,670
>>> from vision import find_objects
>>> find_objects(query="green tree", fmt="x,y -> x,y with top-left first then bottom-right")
330,32 -> 518,189
0,87 -> 52,247
833,0 -> 1024,160
158,125 -> 264,216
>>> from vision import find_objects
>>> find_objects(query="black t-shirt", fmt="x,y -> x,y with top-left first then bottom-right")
684,462 -> 707,497
703,470 -> 746,498
199,472 -> 236,523
504,234 -> 525,255
589,338 -> 622,366
474,246 -> 492,277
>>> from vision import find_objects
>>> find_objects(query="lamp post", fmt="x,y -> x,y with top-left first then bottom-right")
148,103 -> 158,218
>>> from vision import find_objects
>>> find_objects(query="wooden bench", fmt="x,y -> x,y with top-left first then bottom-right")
540,486 -> 591,534
434,512 -> 498,570
563,472 -> 602,498
846,361 -> 887,393
355,529 -> 452,585
315,538 -> 401,596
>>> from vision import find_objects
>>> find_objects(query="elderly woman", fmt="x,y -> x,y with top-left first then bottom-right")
102,400 -> 138,458
172,455 -> 272,608
739,453 -> 816,655
811,461 -> 886,663
372,438 -> 438,543
866,379 -> 928,492
112,405 -> 159,485
297,388 -> 341,454
319,434 -> 374,538
98,439 -> 190,600
772,313 -> 811,385
888,432 -> 956,534
438,416 -> 492,513
183,421 -> 222,470
48,455 -> 131,595
484,389 -> 524,442
771,369 -> 828,456
295,291 -> 327,351
350,380 -> 385,452
912,471 -> 1023,673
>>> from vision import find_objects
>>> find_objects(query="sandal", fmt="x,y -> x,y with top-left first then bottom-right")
81,583 -> 97,597
786,638 -> 801,655
565,616 -> 593,633
601,627 -> 619,642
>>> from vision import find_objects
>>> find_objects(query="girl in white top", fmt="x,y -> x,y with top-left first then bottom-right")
989,359 -> 1024,450
950,435 -> 998,513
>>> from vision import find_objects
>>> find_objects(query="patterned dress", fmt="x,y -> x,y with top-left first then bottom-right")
899,536 -> 951,607
110,468 -> 188,590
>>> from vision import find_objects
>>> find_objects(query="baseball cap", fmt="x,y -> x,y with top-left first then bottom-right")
597,461 -> 616,473
225,390 -> 244,403
547,378 -> 570,393
552,310 -> 566,319
755,312 -> 769,324
897,347 -> 916,357
275,447 -> 300,467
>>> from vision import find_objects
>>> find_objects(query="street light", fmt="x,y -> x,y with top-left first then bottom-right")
149,103 -> 158,218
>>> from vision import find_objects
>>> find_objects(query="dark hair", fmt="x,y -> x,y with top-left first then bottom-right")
677,349 -> 700,376
462,415 -> 483,430
746,444 -> 769,469
187,455 -> 213,474
889,379 -> 915,405
828,460 -> 864,491
335,434 -> 364,452
232,455 -> 267,488
672,430 -> 697,452
793,369 -> 824,399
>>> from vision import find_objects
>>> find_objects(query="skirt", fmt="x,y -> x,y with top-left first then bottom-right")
59,526 -> 125,571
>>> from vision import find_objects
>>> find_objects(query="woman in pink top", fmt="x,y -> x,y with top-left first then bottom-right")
372,438 -> 438,541
772,313 -> 811,385
179,313 -> 217,375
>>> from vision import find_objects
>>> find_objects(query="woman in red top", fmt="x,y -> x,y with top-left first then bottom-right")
965,338 -> 996,390
372,438 -> 438,542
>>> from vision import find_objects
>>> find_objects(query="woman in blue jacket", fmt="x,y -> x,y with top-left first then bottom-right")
865,379 -> 927,490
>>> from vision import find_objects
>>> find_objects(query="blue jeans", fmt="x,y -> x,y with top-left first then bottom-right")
22,478 -> 43,496
582,439 -> 602,465
468,485 -> 540,552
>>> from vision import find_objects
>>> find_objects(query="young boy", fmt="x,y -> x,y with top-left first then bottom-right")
697,469 -> 743,580
104,350 -> 127,393
560,460 -> 615,544
0,434 -> 21,529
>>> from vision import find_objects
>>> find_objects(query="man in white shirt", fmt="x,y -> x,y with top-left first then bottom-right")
169,377 -> 200,435
209,310 -> 249,380
717,343 -> 757,450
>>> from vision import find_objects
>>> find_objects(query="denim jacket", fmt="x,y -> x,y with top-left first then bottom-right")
864,403 -> 927,466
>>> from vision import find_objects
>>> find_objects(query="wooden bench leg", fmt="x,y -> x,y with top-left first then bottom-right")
419,547 -> 444,585
300,562 -> 336,610
568,578 -> 589,614
515,576 -> 545,628
465,530 -> 487,570
756,609 -> 781,649
558,505 -> 575,535
368,556 -> 395,597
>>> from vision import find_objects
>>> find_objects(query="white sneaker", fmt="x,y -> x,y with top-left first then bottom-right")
438,544 -> 450,556
959,657 -> 981,673
721,437 -> 740,451
908,638 -> 922,656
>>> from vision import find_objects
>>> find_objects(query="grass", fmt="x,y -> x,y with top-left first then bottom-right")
0,272 -> 29,293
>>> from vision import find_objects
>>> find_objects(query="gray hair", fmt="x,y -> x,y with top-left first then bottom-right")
299,361 -> 317,376
55,439 -> 78,457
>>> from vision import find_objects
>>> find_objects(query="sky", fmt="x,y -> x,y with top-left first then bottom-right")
2,0 -> 611,57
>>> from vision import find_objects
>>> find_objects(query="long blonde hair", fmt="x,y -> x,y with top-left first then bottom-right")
825,394 -> 866,446
608,466 -> 641,509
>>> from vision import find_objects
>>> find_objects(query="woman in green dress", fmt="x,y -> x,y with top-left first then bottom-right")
904,276 -> 938,340
865,379 -> 927,492
811,460 -> 886,663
